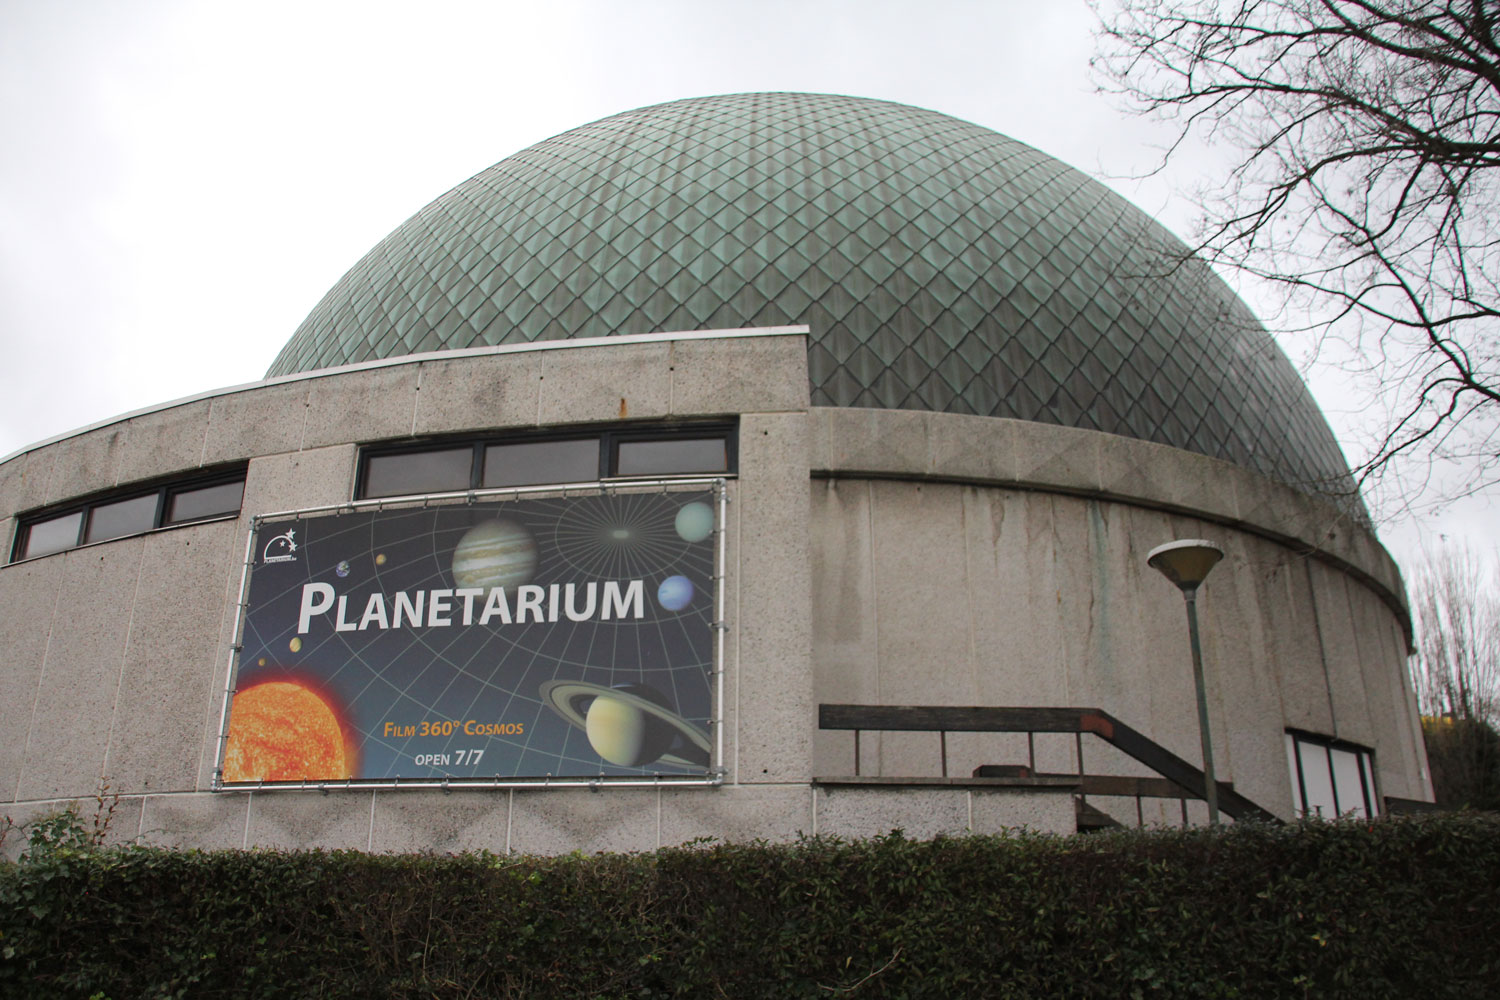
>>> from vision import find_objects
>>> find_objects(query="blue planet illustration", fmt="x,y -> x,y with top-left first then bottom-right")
674,501 -> 714,543
451,518 -> 538,590
658,575 -> 693,611
335,560 -> 351,578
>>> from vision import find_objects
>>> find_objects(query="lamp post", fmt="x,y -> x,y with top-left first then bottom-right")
1147,539 -> 1224,825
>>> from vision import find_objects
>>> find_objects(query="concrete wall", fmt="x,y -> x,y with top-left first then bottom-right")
807,407 -> 1430,823
0,329 -> 1429,854
1,331 -> 856,853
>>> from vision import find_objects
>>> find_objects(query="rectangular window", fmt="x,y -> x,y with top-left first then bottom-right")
614,437 -> 728,477
483,438 -> 599,487
85,494 -> 160,544
10,467 -> 246,563
357,424 -> 735,500
364,447 -> 473,498
167,479 -> 245,524
18,511 -> 83,560
1286,731 -> 1377,819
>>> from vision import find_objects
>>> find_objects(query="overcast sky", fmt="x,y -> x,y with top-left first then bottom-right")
1,0 -> 1492,563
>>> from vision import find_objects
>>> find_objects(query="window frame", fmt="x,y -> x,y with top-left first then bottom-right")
355,422 -> 737,500
10,465 -> 247,563
1285,729 -> 1379,819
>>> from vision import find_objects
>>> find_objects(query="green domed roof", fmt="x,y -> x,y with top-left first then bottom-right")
269,92 -> 1351,493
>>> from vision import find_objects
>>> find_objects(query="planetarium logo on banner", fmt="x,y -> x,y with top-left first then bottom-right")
215,487 -> 721,788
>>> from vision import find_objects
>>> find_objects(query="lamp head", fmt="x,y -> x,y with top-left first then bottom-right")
1147,539 -> 1223,592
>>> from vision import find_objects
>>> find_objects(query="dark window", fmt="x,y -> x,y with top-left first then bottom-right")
167,479 -> 245,524
85,494 -> 159,544
19,511 -> 83,560
364,447 -> 473,498
483,439 -> 599,487
356,425 -> 735,500
615,437 -> 728,476
11,467 -> 246,563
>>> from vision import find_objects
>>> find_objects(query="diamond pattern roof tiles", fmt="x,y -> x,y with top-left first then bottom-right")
269,92 -> 1354,497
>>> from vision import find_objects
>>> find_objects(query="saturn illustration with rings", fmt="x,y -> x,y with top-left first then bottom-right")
540,679 -> 711,768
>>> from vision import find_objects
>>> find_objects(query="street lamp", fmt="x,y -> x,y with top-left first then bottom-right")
1147,539 -> 1224,825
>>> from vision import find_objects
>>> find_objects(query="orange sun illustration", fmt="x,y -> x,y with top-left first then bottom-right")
223,680 -> 355,782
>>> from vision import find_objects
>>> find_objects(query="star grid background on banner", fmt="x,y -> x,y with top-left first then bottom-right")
218,486 -> 721,786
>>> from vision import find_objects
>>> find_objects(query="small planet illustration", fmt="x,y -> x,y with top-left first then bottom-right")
222,680 -> 354,782
540,679 -> 710,768
288,637 -> 302,653
675,501 -> 714,543
452,518 -> 538,591
335,560 -> 351,578
658,575 -> 694,611
375,553 -> 387,566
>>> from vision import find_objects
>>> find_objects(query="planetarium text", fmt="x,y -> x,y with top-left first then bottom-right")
296,580 -> 646,634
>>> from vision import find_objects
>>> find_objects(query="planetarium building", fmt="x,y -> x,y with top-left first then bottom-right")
0,94 -> 1431,853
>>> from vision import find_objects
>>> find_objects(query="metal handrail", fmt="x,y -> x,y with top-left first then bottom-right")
817,704 -> 1280,824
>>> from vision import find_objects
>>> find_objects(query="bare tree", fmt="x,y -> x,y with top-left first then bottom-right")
1093,1 -> 1500,504
1411,546 -> 1500,721
1409,546 -> 1500,808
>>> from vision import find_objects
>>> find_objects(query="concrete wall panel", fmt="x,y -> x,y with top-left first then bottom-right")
370,789 -> 511,854
1011,421 -> 1102,496
1255,557 -> 1335,736
813,786 -> 969,840
731,412 -> 813,784
239,445 -> 358,517
969,787 -> 1075,835
660,783 -> 813,846
245,790 -> 378,850
411,352 -> 543,437
138,793 -> 250,850
669,335 -> 808,416
811,408 -> 927,477
0,794 -> 145,859
104,522 -> 239,795
0,555 -> 65,801
15,538 -> 145,801
924,413 -> 1019,482
537,341 -> 672,425
302,366 -> 420,450
202,382 -> 310,466
809,480 -> 877,776
0,449 -> 53,525
1348,582 -> 1427,801
42,424 -> 127,503
508,787 -> 658,855
115,399 -> 213,485
1307,561 -> 1379,747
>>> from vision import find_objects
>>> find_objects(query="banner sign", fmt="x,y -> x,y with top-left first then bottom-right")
219,488 -> 719,786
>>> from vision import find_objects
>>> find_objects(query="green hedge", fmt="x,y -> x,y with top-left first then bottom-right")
2,814 -> 1498,999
